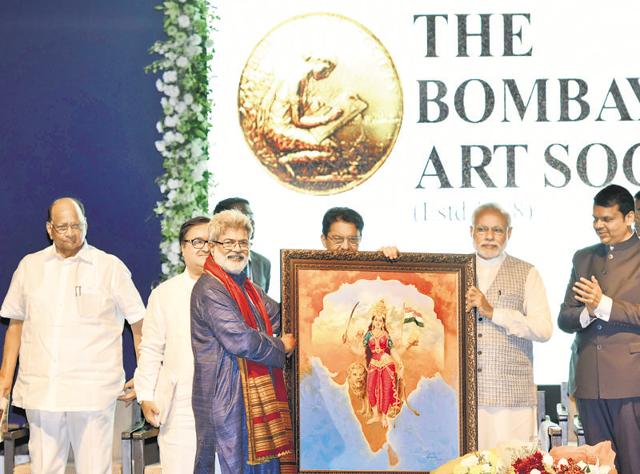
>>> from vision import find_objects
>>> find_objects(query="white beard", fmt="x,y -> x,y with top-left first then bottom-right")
214,251 -> 247,275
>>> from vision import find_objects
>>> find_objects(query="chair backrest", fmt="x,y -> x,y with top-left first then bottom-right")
536,384 -> 561,424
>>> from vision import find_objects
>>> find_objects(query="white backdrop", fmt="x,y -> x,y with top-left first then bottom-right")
207,0 -> 640,384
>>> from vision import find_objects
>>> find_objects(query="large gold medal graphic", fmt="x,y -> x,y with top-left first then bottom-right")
238,13 -> 403,194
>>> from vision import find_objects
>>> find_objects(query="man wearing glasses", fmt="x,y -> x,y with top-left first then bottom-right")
320,207 -> 399,259
191,209 -> 296,473
213,197 -> 271,292
0,197 -> 145,474
135,216 -> 214,473
465,203 -> 552,449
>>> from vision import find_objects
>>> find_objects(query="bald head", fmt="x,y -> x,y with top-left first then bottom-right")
48,197 -> 85,222
46,197 -> 87,258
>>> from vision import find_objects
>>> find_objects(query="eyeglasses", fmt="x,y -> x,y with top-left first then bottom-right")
327,235 -> 361,246
51,222 -> 85,233
212,239 -> 250,250
474,226 -> 507,235
182,238 -> 209,250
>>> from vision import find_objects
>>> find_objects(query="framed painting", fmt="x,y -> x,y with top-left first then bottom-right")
281,250 -> 477,473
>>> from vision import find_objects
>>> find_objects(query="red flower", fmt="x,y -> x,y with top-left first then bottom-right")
555,458 -> 586,474
512,451 -> 546,474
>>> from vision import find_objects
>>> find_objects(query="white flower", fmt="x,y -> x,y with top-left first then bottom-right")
542,453 -> 554,467
191,103 -> 202,113
183,93 -> 194,105
174,132 -> 185,143
159,183 -> 167,193
161,263 -> 170,275
169,97 -> 177,107
164,115 -> 179,128
155,79 -> 165,92
460,454 -> 478,468
185,45 -> 201,58
163,131 -> 176,144
160,97 -> 169,108
170,241 -> 180,254
165,85 -> 180,98
189,34 -> 202,46
155,140 -> 166,152
176,56 -> 189,68
191,160 -> 208,181
162,70 -> 177,83
191,139 -> 204,158
167,178 -> 182,190
167,190 -> 177,201
177,15 -> 190,28
530,469 -> 541,474
175,101 -> 187,114
156,121 -> 164,133
167,250 -> 180,265
557,458 -> 568,466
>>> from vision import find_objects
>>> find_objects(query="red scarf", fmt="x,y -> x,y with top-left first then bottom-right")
204,256 -> 295,472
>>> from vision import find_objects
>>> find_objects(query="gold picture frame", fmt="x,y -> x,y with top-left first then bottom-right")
281,249 -> 477,473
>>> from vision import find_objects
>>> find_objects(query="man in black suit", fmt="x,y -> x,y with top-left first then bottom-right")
213,198 -> 271,292
558,184 -> 640,474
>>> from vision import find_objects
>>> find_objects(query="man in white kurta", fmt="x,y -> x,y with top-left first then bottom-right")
0,197 -> 144,474
465,203 -> 552,450
134,216 -> 212,473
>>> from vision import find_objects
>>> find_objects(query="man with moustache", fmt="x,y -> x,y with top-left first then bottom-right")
0,197 -> 144,474
190,209 -> 296,474
213,197 -> 271,292
558,184 -> 640,473
134,216 -> 211,473
320,206 -> 399,259
465,203 -> 552,449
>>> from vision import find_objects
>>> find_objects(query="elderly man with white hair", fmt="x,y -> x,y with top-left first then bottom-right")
465,203 -> 553,449
0,197 -> 144,474
191,209 -> 296,474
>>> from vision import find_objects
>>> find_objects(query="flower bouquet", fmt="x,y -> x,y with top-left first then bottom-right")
434,440 -> 615,474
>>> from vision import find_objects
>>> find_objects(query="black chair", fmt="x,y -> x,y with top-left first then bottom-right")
536,386 -> 563,449
573,414 -> 586,446
121,404 -> 160,474
554,381 -> 587,446
131,425 -> 160,474
2,423 -> 30,473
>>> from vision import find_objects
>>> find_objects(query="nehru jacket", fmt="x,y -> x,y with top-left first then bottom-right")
558,236 -> 640,399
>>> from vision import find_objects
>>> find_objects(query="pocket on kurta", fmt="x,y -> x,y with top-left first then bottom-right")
75,289 -> 110,322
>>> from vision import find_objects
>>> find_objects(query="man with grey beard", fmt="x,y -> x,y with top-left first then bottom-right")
190,210 -> 296,474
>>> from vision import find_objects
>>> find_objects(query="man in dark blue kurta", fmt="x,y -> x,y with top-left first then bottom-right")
190,210 -> 295,474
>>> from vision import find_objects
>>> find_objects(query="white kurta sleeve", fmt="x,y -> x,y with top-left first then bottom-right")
491,267 -> 553,342
134,289 -> 167,402
0,258 -> 27,320
111,258 -> 145,324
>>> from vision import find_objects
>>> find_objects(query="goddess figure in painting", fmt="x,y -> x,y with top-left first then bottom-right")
363,300 -> 403,428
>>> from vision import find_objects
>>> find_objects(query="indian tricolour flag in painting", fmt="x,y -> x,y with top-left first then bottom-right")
403,307 -> 424,328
